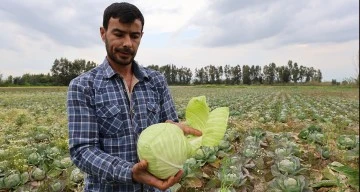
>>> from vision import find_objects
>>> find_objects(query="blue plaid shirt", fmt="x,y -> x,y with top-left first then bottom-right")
67,58 -> 178,191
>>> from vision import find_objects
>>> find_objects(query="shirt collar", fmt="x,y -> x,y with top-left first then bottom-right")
101,58 -> 149,81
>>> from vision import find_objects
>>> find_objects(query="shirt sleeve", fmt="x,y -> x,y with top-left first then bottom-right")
67,79 -> 135,184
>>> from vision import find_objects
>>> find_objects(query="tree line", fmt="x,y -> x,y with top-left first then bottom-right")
0,58 -> 96,86
148,60 -> 322,85
0,58 -> 323,86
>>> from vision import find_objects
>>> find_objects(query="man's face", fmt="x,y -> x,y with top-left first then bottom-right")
101,17 -> 143,66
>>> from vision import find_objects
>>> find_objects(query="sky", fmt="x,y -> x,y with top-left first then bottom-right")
0,0 -> 358,82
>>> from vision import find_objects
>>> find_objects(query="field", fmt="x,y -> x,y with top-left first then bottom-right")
0,86 -> 358,192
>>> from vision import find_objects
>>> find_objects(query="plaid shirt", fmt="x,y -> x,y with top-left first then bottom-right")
67,58 -> 178,192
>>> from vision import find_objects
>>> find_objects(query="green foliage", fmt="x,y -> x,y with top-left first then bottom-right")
3,173 -> 21,189
31,167 -> 46,181
28,152 -> 42,165
217,157 -> 247,189
329,162 -> 359,190
298,125 -> 322,141
51,58 -> 97,86
268,175 -> 312,192
336,135 -> 358,150
194,146 -> 218,165
70,168 -> 84,183
271,156 -> 306,176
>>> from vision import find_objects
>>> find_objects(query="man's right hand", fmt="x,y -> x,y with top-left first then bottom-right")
132,160 -> 183,191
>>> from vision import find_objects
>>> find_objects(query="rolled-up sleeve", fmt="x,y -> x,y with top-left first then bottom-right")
67,79 -> 134,184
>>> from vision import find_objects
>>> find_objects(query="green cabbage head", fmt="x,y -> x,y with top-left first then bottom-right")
137,123 -> 191,179
137,96 -> 229,179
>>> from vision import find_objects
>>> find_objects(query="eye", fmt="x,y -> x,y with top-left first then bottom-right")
131,34 -> 140,39
114,33 -> 124,37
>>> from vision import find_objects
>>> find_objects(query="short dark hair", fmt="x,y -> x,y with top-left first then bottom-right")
103,2 -> 144,31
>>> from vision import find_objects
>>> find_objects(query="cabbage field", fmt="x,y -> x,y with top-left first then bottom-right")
0,86 -> 358,192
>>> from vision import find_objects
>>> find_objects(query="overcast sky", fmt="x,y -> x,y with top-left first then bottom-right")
0,0 -> 358,81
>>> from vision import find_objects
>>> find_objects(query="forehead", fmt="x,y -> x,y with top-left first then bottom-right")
108,17 -> 142,32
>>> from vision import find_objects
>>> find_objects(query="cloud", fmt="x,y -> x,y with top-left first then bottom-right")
135,0 -> 206,34
0,0 -> 358,82
0,0 -> 102,48
186,0 -> 359,47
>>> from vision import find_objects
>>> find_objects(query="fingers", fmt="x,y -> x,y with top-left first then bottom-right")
134,160 -> 148,172
155,170 -> 184,191
181,125 -> 202,136
132,160 -> 148,183
138,160 -> 148,170
165,120 -> 175,124
173,169 -> 183,181
165,120 -> 202,136
133,160 -> 183,191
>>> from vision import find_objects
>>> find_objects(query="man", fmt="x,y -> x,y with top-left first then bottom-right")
67,2 -> 201,191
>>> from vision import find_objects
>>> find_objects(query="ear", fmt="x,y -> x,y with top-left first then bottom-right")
100,27 -> 106,42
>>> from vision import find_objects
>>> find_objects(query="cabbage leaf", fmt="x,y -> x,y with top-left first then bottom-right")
186,96 -> 229,150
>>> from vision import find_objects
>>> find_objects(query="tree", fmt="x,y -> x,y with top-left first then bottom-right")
194,68 -> 206,84
249,65 -> 262,84
291,62 -> 300,83
5,75 -> 13,85
231,65 -> 241,85
160,65 -> 171,84
305,67 -> 315,82
299,65 -> 306,82
51,58 -> 97,86
208,65 -> 216,84
147,64 -> 160,71
170,64 -> 178,85
313,69 -> 322,82
215,66 -> 223,84
277,66 -> 291,83
224,65 -> 231,84
263,63 -> 276,84
242,65 -> 251,85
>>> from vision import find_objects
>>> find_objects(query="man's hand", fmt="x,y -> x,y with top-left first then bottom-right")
165,120 -> 202,136
132,160 -> 183,191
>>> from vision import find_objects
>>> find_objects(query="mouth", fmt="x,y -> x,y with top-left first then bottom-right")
118,51 -> 131,57
115,48 -> 132,56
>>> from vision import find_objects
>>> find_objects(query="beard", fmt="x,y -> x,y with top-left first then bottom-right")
105,38 -> 136,66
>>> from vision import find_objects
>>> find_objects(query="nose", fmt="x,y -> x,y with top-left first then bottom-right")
123,34 -> 132,48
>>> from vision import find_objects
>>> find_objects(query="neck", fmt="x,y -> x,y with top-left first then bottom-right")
107,57 -> 133,77
117,65 -> 133,78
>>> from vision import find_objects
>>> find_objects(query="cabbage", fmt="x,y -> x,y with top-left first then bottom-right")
31,168 -> 46,181
137,123 -> 192,179
70,168 -> 84,183
137,96 -> 229,179
4,173 -> 21,189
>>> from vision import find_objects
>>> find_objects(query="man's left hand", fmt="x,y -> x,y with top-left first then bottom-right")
165,120 -> 202,136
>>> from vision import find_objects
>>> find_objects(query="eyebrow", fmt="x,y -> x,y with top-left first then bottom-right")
111,28 -> 141,35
